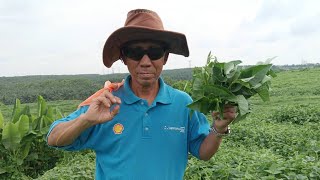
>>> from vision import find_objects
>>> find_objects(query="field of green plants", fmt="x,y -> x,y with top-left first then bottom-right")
1,67 -> 319,179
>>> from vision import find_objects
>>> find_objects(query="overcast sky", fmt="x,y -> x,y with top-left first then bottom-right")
1,0 -> 320,76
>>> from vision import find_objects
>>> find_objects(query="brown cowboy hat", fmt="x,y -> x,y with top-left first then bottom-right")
102,9 -> 189,68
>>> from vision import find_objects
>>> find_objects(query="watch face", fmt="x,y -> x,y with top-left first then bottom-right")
226,126 -> 231,134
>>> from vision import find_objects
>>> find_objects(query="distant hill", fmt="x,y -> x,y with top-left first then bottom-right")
0,68 -> 193,105
0,64 -> 319,105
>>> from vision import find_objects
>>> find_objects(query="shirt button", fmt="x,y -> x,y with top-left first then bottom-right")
140,102 -> 144,105
145,113 -> 148,117
145,127 -> 149,131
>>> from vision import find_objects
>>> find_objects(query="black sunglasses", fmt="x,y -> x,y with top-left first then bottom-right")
121,46 -> 166,61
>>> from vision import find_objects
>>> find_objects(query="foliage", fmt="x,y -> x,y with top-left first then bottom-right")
0,96 -> 64,179
0,69 -> 193,105
270,68 -> 320,97
0,78 -> 101,105
270,104 -> 320,124
1,64 -> 318,105
188,52 -> 276,121
171,80 -> 192,95
185,146 -> 320,179
37,151 -> 95,180
1,66 -> 320,179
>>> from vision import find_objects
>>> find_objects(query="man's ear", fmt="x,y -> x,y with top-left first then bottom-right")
163,53 -> 169,65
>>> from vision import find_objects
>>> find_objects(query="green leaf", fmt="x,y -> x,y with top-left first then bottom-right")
260,75 -> 272,85
241,64 -> 272,87
206,52 -> 212,65
233,113 -> 249,123
0,167 -> 7,174
2,122 -> 21,150
11,99 -> 21,123
46,106 -> 54,120
256,83 -> 270,101
264,163 -> 284,175
240,64 -> 270,78
224,60 -> 242,78
40,126 -> 50,135
54,107 -> 64,119
264,56 -> 277,64
17,115 -> 30,138
187,97 -> 211,115
21,142 -> 31,160
230,83 -> 243,93
20,106 -> 31,117
37,95 -> 47,117
32,117 -> 41,130
227,68 -> 241,84
236,95 -> 249,116
192,75 -> 204,91
0,111 -> 3,129
267,69 -> 277,78
203,85 -> 237,102
234,86 -> 256,98
212,65 -> 227,83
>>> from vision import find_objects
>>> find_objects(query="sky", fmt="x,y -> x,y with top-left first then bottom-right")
0,0 -> 320,77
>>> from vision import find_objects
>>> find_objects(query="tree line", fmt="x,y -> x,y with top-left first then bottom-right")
1,64 -> 319,105
0,68 -> 193,105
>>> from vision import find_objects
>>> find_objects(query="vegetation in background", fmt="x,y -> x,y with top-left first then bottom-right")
0,69 -> 192,105
1,64 -> 319,105
0,96 -> 64,179
0,66 -> 319,179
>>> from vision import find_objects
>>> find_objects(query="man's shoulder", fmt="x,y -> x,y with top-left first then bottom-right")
165,84 -> 192,102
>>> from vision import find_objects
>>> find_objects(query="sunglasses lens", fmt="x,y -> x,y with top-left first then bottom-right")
147,47 -> 165,60
122,47 -> 165,61
122,47 -> 144,61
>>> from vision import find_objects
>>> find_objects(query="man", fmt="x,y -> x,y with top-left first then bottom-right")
47,9 -> 236,180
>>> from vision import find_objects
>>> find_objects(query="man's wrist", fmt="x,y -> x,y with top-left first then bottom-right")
78,114 -> 95,128
210,124 -> 230,137
212,120 -> 229,133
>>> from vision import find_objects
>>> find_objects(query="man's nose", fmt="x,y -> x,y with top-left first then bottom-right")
139,54 -> 152,66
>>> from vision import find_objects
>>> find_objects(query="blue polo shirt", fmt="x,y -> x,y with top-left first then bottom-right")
47,76 -> 210,180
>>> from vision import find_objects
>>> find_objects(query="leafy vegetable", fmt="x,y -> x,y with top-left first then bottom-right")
188,52 -> 276,121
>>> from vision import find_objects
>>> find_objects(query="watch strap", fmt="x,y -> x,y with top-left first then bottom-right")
210,125 -> 230,137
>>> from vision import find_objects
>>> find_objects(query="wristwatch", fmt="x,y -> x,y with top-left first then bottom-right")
210,125 -> 230,137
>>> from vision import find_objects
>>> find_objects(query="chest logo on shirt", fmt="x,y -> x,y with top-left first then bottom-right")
164,126 -> 185,133
113,123 -> 124,134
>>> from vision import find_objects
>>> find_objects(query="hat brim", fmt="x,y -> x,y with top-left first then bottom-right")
102,26 -> 189,68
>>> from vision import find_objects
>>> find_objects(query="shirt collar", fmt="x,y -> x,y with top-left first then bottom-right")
122,75 -> 172,105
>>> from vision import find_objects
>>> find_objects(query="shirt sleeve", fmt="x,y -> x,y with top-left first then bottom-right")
46,106 -> 96,151
187,110 -> 210,159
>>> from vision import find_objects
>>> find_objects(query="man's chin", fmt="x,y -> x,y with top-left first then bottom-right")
138,78 -> 157,87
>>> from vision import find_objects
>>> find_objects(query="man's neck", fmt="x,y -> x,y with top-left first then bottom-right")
130,80 -> 160,105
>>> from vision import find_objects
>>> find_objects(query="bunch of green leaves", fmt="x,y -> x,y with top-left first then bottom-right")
0,96 -> 64,179
188,52 -> 276,121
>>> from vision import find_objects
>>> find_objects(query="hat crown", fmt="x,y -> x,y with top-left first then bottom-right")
125,9 -> 164,30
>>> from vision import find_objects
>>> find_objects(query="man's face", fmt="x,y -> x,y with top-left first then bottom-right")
122,41 -> 168,88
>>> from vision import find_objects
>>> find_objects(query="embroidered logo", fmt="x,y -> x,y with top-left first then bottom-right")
113,123 -> 124,134
164,126 -> 185,133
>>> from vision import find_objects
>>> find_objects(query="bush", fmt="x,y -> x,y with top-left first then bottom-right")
37,151 -> 95,180
270,104 -> 320,124
0,96 -> 64,179
185,146 -> 320,179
